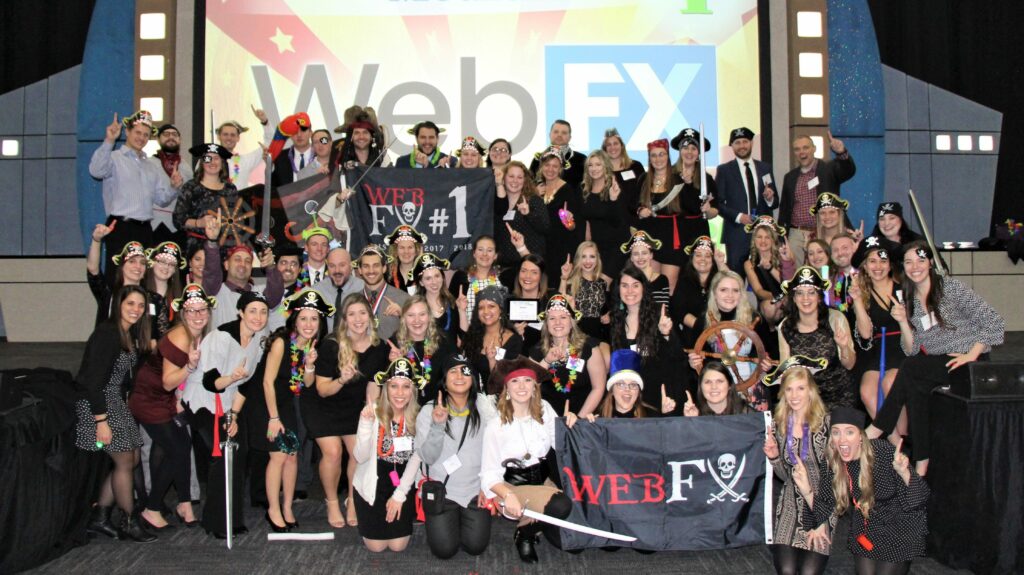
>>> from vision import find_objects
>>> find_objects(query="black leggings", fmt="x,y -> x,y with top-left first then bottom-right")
770,544 -> 829,575
854,556 -> 910,575
140,420 -> 191,511
424,498 -> 492,559
873,353 -> 984,461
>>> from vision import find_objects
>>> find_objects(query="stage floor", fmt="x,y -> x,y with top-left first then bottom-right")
8,337 -> 1013,574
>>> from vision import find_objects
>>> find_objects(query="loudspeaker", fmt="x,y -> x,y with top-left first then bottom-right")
961,361 -> 1024,399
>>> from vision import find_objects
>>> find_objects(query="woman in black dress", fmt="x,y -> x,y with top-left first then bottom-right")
622,229 -> 670,306
778,267 -> 857,411
410,253 -> 460,343
558,241 -> 612,341
463,285 -> 522,393
384,225 -> 427,294
537,147 -> 584,289
848,236 -> 906,436
311,293 -> 390,528
670,129 -> 719,273
529,295 -> 606,417
77,285 -> 155,542
580,150 -> 630,278
608,264 -> 685,414
386,295 -> 456,406
671,235 -> 727,347
494,160 -> 549,269
86,224 -> 167,339
804,407 -> 929,575
744,216 -> 796,324
353,358 -> 423,552
243,289 -> 333,532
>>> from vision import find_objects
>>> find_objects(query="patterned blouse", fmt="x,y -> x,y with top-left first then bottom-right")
905,276 -> 1004,356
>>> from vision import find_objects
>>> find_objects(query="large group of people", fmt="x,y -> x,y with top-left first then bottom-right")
73,106 -> 1005,573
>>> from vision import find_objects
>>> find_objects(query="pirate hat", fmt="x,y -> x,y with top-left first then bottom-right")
216,121 -> 249,134
112,241 -> 147,266
455,136 -> 485,157
188,143 -> 233,162
781,266 -> 832,294
761,355 -> 828,387
488,356 -> 548,390
475,284 -> 508,309
729,127 -> 755,145
146,241 -> 186,269
620,228 -> 663,254
537,293 -> 582,321
352,244 -> 393,269
684,235 -> 716,256
851,235 -> 899,269
171,283 -> 217,312
374,357 -> 427,389
877,201 -> 904,219
440,353 -> 477,384
122,110 -> 157,135
671,127 -> 711,152
744,215 -> 787,237
809,192 -> 849,216
830,406 -> 867,430
606,349 -> 644,390
383,224 -> 427,247
236,290 -> 268,311
407,253 -> 450,282
284,289 -> 336,318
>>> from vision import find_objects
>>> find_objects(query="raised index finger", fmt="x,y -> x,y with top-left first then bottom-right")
437,390 -> 444,407
685,390 -> 694,404
894,437 -> 904,456
564,399 -> 570,417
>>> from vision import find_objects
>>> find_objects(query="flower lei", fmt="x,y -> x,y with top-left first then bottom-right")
288,333 -> 307,395
294,264 -> 311,291
376,418 -> 407,458
550,345 -> 579,393
832,273 -> 849,312
230,155 -> 241,183
407,340 -> 432,381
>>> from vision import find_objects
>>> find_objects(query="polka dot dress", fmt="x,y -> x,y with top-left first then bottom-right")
75,350 -> 143,453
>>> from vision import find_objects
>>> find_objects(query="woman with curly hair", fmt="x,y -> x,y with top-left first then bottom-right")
386,295 -> 456,406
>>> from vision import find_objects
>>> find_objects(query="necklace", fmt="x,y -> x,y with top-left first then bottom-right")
550,344 -> 579,393
409,146 -> 441,168
406,340 -> 432,381
376,417 -> 407,458
288,333 -> 307,395
230,154 -> 240,182
447,403 -> 470,417
785,414 -> 810,465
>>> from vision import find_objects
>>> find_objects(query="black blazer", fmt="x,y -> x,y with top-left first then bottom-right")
778,153 -> 856,227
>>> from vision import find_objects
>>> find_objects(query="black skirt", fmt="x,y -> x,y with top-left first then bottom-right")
354,459 -> 416,540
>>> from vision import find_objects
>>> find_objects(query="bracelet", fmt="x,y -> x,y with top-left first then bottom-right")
269,416 -> 280,421
186,364 -> 197,373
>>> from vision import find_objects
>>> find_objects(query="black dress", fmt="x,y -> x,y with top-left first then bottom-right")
355,420 -> 417,540
671,273 -> 711,347
805,440 -> 929,563
855,288 -> 907,373
386,334 -> 456,406
74,322 -> 142,453
648,274 -> 671,307
493,195 -> 549,268
473,332 -> 524,394
531,337 -> 600,414
612,330 -> 688,415
239,334 -> 302,452
573,278 -> 609,342
580,186 -> 630,278
782,313 -> 855,410
541,183 -> 585,289
305,338 -> 390,437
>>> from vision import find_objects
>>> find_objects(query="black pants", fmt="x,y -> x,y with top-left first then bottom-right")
424,498 -> 492,559
190,407 -> 248,534
103,216 -> 153,286
873,353 -> 984,461
140,420 -> 191,511
770,544 -> 829,575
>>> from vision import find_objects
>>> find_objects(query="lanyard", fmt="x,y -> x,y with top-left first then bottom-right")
365,287 -> 386,315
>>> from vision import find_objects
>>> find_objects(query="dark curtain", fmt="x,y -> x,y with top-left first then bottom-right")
0,0 -> 96,94
0,369 -> 106,574
867,1 -> 1024,233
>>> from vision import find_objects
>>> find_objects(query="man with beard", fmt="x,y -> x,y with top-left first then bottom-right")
395,120 -> 451,168
314,247 -> 364,331
713,127 -> 778,272
352,244 -> 408,338
149,124 -> 194,245
266,245 -> 305,332
528,119 -> 588,188
199,217 -> 283,329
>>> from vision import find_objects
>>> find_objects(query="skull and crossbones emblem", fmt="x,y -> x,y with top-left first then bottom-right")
707,453 -> 749,504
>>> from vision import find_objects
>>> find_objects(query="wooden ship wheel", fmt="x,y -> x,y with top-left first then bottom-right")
205,196 -> 256,247
690,321 -> 773,392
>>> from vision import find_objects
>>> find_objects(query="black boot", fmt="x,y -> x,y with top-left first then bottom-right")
86,505 -> 120,539
119,512 -> 158,543
514,524 -> 541,563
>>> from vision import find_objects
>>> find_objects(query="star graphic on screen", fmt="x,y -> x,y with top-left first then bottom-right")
270,27 -> 295,53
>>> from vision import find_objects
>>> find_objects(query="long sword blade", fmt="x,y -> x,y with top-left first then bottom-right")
521,509 -> 637,542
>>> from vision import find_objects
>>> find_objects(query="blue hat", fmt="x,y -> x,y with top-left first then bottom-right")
606,349 -> 644,390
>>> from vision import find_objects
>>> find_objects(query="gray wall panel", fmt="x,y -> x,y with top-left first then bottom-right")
46,159 -> 82,255
884,153 -> 910,202
47,135 -> 78,159
21,159 -> 47,255
929,85 -> 1003,133
48,66 -> 80,135
0,89 -> 24,135
932,156 -> 997,242
0,162 -> 23,254
907,154 -> 934,234
885,129 -> 908,154
908,131 -> 931,154
905,76 -> 931,131
23,81 -> 48,135
22,135 -> 46,159
883,66 -> 908,129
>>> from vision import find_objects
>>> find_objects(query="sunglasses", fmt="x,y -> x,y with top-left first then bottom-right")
298,125 -> 311,132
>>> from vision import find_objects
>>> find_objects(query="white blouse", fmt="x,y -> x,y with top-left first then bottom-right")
479,400 -> 557,498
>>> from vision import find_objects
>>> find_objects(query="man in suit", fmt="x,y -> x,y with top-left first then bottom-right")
714,127 -> 779,271
779,132 -> 856,264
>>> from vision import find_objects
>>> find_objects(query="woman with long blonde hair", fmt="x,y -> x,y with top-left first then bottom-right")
310,293 -> 390,527
558,241 -> 612,340
581,150 -> 630,277
387,295 -> 456,406
763,361 -> 832,574
803,407 -> 930,574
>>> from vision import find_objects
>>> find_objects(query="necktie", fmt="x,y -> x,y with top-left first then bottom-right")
744,162 -> 758,216
314,270 -> 321,284
334,283 -> 344,313
299,152 -> 306,170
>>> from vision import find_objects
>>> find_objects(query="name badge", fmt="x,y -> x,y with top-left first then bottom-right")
494,347 -> 506,360
392,436 -> 413,453
762,173 -> 773,187
920,311 -> 938,331
407,286 -> 418,296
808,176 -> 820,190
528,321 -> 544,331
566,357 -> 585,372
149,303 -> 157,316
620,170 -> 635,181
502,209 -> 516,221
442,453 -> 463,475
629,344 -> 638,352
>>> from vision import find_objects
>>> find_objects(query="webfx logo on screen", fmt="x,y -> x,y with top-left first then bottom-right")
545,45 -> 718,163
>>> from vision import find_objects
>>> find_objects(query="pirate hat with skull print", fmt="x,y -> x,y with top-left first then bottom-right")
761,355 -> 828,387
374,357 -> 427,389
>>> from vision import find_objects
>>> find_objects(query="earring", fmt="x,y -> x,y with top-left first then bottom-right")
505,392 -> 511,401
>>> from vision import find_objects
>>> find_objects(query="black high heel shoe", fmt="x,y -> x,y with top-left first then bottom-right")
285,518 -> 299,529
175,510 -> 199,528
265,511 -> 290,533
139,511 -> 176,532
